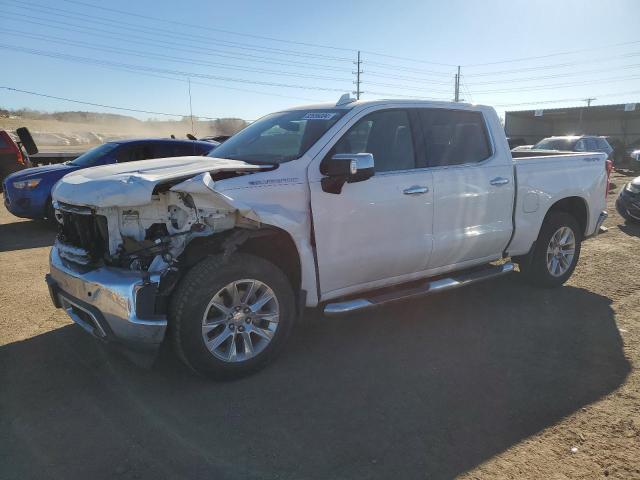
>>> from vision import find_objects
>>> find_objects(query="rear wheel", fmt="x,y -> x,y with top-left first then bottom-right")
518,212 -> 582,288
169,253 -> 295,380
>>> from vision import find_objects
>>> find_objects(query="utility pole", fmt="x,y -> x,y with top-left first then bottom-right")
454,65 -> 461,102
584,97 -> 596,107
353,50 -> 363,99
188,77 -> 195,135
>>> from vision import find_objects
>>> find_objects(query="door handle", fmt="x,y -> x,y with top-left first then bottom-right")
490,177 -> 510,186
403,185 -> 429,195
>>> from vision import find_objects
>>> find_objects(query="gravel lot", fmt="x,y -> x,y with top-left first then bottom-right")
1,172 -> 639,480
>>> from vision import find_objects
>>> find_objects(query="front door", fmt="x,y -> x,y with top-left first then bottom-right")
309,108 -> 434,298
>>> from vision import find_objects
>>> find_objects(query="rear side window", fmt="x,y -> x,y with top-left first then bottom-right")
596,138 -> 612,152
418,109 -> 491,166
585,138 -> 598,151
333,109 -> 416,172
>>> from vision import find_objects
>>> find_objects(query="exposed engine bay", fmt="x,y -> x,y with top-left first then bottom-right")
55,169 -> 265,274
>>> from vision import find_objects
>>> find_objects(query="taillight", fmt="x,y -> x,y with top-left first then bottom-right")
605,159 -> 613,198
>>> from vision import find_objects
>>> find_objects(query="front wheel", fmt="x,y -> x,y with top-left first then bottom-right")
169,253 -> 296,380
518,212 -> 582,288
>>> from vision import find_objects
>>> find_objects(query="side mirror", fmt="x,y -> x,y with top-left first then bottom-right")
16,127 -> 38,155
321,153 -> 374,194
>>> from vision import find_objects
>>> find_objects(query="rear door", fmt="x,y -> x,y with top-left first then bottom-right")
309,108 -> 434,297
418,108 -> 514,270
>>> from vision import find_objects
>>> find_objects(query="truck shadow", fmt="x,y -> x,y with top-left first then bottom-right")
0,279 -> 629,480
0,219 -> 56,252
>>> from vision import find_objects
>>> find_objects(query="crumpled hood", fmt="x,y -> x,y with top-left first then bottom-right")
52,156 -> 267,207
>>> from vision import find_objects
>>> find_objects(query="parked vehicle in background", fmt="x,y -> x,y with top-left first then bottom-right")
511,144 -> 534,152
200,135 -> 231,144
623,141 -> 640,170
531,135 -> 614,160
616,176 -> 640,223
506,137 -> 527,149
46,98 -> 610,379
3,138 -> 215,222
0,129 -> 35,189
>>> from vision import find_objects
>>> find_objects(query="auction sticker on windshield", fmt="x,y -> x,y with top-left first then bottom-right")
303,112 -> 337,120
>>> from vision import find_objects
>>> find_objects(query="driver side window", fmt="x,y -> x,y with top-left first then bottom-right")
333,110 -> 415,172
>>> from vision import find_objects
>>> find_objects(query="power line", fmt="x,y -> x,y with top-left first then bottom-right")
0,9 -> 353,63
494,89 -> 640,108
362,79 -> 452,94
364,70 -> 453,85
465,63 -> 640,86
0,0 -> 465,70
465,51 -> 640,77
0,14 -> 349,73
0,86 -> 228,119
464,39 -> 640,67
360,50 -> 457,67
460,77 -> 474,103
365,90 -> 451,100
55,0 -> 461,68
0,44 -> 350,93
469,74 -> 640,95
0,29 -> 352,83
363,61 -> 453,76
57,0 -> 357,53
0,0 -> 354,62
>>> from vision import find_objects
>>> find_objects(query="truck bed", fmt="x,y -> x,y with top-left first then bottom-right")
507,151 -> 608,256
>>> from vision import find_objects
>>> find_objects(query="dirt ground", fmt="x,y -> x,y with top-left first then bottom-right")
1,172 -> 639,480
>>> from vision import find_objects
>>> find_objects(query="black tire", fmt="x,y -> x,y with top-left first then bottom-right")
169,253 -> 296,380
518,211 -> 582,288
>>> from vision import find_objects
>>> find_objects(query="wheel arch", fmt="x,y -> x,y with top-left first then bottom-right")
544,195 -> 589,237
179,226 -> 306,307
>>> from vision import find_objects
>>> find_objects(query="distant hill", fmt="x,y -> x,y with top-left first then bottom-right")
0,108 -> 248,147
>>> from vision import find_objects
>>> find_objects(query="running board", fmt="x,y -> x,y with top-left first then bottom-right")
323,262 -> 515,316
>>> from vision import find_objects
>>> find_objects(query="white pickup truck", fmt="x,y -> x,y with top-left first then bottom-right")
46,97 -> 609,378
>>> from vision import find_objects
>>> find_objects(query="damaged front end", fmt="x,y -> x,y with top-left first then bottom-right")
47,164 -> 272,363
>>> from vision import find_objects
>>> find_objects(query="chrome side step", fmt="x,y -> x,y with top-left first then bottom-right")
323,262 -> 515,316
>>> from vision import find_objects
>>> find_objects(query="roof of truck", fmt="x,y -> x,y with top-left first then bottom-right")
285,99 -> 479,111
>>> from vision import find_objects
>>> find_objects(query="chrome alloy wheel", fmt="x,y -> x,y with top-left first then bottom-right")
546,226 -> 576,277
201,279 -> 279,362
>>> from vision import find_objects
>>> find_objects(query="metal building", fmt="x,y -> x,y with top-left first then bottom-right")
504,102 -> 640,148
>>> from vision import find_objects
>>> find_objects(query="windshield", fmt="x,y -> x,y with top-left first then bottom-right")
208,109 -> 346,164
532,138 -> 576,151
69,142 -> 119,167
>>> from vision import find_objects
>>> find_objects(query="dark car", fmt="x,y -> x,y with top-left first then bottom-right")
532,135 -> 614,159
3,138 -> 215,221
0,130 -> 31,189
616,176 -> 640,223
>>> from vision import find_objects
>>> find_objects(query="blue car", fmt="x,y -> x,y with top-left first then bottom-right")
3,138 -> 215,221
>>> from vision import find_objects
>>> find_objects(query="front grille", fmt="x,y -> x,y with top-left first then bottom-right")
58,208 -> 109,264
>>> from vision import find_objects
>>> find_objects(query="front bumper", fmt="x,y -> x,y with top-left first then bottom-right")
46,246 -> 167,356
616,190 -> 640,222
2,182 -> 45,219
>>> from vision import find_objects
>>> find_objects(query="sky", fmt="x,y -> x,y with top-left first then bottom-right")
1,0 -> 640,121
